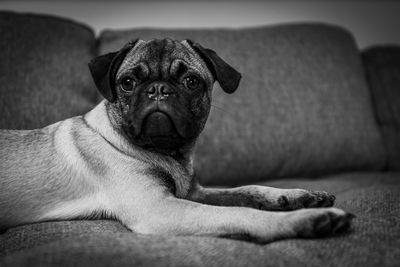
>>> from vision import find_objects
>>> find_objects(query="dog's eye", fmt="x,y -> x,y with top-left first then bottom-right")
120,77 -> 135,92
183,76 -> 200,90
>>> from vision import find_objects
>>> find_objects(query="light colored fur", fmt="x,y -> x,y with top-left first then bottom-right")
0,101 -> 191,228
0,39 -> 353,242
0,101 -> 353,242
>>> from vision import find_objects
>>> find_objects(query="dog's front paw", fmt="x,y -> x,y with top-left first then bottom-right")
293,207 -> 355,238
276,189 -> 336,210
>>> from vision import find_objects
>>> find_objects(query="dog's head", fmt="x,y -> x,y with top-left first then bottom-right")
89,39 -> 241,154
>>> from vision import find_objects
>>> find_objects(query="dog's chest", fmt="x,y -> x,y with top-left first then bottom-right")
73,134 -> 193,200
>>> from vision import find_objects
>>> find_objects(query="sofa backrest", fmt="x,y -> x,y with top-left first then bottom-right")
0,12 -> 388,185
0,11 -> 97,130
98,24 -> 386,185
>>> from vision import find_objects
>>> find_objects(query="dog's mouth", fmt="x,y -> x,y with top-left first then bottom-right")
142,111 -> 180,139
129,111 -> 186,152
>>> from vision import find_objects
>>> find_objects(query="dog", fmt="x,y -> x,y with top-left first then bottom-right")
0,39 -> 354,243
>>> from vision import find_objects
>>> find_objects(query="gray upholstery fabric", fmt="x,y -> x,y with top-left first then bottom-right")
363,46 -> 400,170
98,24 -> 386,185
1,172 -> 399,267
0,11 -> 97,130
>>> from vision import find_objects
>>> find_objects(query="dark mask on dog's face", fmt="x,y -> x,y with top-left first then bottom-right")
89,38 -> 241,154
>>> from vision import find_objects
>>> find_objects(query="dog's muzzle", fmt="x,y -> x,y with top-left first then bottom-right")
142,111 -> 177,137
140,111 -> 184,150
141,82 -> 179,139
126,82 -> 188,151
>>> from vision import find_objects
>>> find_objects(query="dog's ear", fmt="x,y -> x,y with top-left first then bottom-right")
186,40 -> 241,94
88,40 -> 138,102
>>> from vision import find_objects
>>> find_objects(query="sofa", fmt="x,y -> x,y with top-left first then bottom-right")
0,11 -> 399,267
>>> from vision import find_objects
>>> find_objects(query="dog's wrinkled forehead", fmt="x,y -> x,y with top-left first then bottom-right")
116,39 -> 213,82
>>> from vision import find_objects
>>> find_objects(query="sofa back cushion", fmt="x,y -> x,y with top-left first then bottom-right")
0,11 -> 97,129
98,24 -> 386,185
363,46 -> 400,170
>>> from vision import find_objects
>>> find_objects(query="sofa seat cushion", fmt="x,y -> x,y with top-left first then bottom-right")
98,24 -> 386,185
1,172 -> 399,266
0,11 -> 97,130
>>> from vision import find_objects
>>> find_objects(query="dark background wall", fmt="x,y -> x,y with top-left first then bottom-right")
1,0 -> 399,48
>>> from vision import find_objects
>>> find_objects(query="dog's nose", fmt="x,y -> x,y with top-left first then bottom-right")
147,83 -> 173,100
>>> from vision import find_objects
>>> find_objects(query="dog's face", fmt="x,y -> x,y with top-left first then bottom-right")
89,39 -> 241,154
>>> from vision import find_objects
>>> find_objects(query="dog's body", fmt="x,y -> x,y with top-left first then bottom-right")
0,39 -> 353,243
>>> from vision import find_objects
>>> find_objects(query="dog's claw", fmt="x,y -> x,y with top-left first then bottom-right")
297,208 -> 355,238
305,191 -> 336,208
270,190 -> 337,211
318,211 -> 355,236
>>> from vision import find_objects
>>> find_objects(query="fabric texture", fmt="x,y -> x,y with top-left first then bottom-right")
362,46 -> 400,170
1,172 -> 399,267
98,24 -> 386,185
0,11 -> 97,130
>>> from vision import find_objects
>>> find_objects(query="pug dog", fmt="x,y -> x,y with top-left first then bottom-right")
0,39 -> 354,243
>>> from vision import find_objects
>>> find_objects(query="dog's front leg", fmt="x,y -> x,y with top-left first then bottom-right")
187,183 -> 335,211
123,194 -> 353,243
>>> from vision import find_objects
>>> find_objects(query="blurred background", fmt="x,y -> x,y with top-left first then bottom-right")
1,0 -> 400,49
